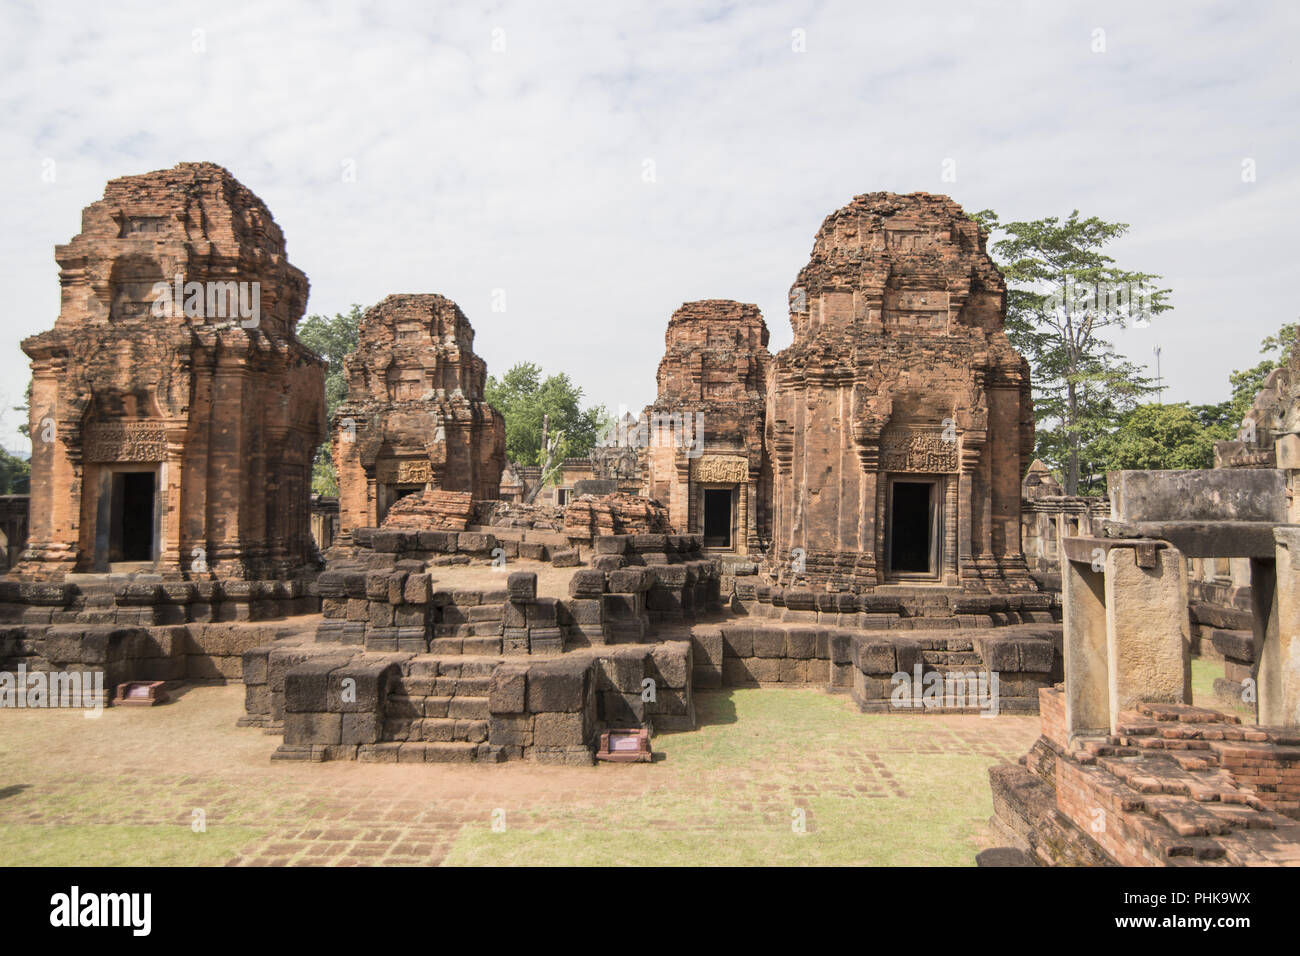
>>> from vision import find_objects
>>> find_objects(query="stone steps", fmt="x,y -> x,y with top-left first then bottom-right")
392,741 -> 504,763
416,717 -> 489,743
921,650 -> 983,666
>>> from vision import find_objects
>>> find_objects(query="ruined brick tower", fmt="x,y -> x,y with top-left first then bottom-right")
643,300 -> 772,555
767,192 -> 1035,590
332,294 -> 505,536
18,162 -> 326,579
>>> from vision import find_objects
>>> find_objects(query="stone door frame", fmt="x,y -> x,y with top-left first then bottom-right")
882,474 -> 943,582
92,462 -> 164,572
696,482 -> 738,552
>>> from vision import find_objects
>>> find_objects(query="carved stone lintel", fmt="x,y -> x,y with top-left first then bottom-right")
376,458 -> 433,484
880,428 -> 958,473
692,455 -> 749,484
84,421 -> 167,463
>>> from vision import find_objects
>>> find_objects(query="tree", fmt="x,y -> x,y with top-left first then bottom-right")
0,447 -> 29,494
13,379 -> 31,440
298,306 -> 363,495
1225,320 -> 1297,430
484,362 -> 607,469
972,210 -> 1172,495
1094,403 -> 1231,474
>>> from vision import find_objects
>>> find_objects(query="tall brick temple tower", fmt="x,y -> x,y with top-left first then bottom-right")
332,294 -> 505,537
767,192 -> 1035,591
642,300 -> 772,556
18,162 -> 326,579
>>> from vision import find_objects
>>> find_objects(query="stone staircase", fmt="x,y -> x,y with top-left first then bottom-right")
374,656 -> 505,763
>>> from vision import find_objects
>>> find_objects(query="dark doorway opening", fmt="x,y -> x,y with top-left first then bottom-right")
111,471 -> 156,563
379,485 -> 423,524
889,480 -> 935,575
703,488 -> 733,549
392,486 -> 421,505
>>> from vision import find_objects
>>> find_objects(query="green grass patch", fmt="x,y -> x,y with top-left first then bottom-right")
1190,655 -> 1255,719
0,824 -> 264,866
443,689 -> 1025,866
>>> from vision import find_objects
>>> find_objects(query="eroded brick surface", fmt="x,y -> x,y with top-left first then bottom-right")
333,294 -> 505,537
768,192 -> 1035,592
18,162 -> 325,580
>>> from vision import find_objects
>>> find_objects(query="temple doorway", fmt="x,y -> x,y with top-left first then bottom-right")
702,487 -> 733,549
887,478 -> 939,577
110,470 -> 157,563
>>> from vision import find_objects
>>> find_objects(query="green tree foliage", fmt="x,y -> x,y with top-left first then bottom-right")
1225,321 -> 1297,430
297,305 -> 363,495
14,379 -> 31,439
0,447 -> 30,494
1094,402 -> 1231,474
972,210 -> 1172,495
484,362 -> 607,470
298,305 -> 363,415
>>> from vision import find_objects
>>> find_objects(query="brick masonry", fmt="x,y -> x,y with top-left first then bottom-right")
990,687 -> 1300,865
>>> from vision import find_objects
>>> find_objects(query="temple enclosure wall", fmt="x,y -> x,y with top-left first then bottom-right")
986,468 -> 1300,866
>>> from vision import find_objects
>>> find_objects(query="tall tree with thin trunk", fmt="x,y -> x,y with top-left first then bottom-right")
971,210 -> 1172,494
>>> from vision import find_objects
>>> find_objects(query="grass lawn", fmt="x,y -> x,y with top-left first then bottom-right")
443,689 -> 1035,866
0,684 -> 1039,866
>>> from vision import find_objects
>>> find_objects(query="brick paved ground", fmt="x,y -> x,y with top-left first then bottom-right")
0,683 -> 1041,866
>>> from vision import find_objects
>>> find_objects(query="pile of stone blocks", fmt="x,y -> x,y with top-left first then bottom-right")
327,527 -> 499,568
378,489 -> 476,531
326,524 -> 583,570
503,571 -> 563,655
989,688 -> 1300,866
850,627 -> 1058,714
276,653 -> 404,762
314,569 -> 507,655
563,494 -> 671,541
245,629 -> 696,764
484,657 -> 599,765
589,533 -> 704,570
586,534 -> 721,631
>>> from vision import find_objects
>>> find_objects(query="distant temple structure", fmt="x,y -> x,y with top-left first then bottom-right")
332,294 -> 505,538
642,300 -> 772,556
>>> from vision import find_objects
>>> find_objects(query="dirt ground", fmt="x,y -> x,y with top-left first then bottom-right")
0,680 -> 1042,866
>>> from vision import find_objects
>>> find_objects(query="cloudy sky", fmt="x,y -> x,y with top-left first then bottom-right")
0,0 -> 1295,455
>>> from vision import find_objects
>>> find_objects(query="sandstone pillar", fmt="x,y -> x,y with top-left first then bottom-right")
1104,543 -> 1190,731
1258,527 -> 1300,728
1062,537 -> 1190,738
1062,552 -> 1109,738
